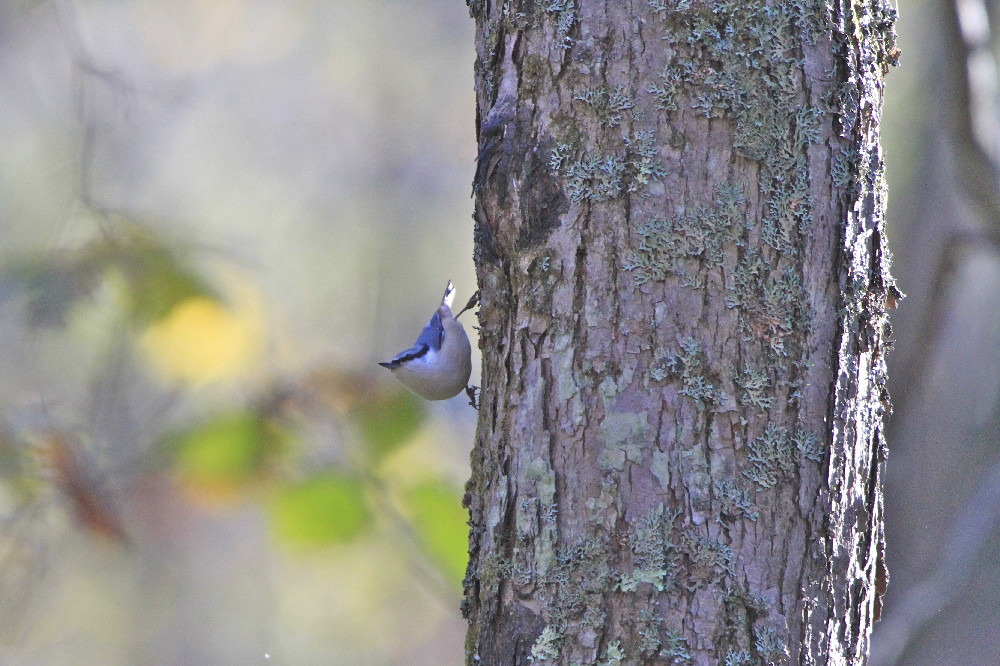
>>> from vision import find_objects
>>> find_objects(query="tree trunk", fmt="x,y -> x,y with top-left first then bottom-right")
463,1 -> 898,664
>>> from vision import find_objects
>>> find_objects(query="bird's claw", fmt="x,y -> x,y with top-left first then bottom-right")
456,291 -> 481,320
466,385 -> 480,410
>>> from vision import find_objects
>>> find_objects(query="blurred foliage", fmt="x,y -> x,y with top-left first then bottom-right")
268,472 -> 371,546
2,222 -> 215,328
0,427 -> 31,494
355,388 -> 425,464
140,295 -> 264,383
0,221 -> 470,611
167,409 -> 293,496
405,480 -> 469,587
0,0 -> 478,661
109,226 -> 217,324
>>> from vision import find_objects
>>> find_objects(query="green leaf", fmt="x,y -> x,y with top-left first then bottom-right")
1,224 -> 216,328
269,473 -> 371,546
354,389 -> 425,463
407,481 -> 468,586
169,410 -> 289,486
0,428 -> 35,498
112,232 -> 215,323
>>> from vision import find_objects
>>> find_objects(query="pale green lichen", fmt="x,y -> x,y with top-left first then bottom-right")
478,552 -> 513,592
649,337 -> 728,410
512,557 -> 536,587
677,527 -> 735,589
658,1 -> 827,178
574,85 -> 635,127
736,364 -> 773,411
565,154 -> 626,203
623,182 -> 744,286
646,63 -> 681,111
662,628 -> 692,662
549,142 -> 572,172
630,508 -> 666,565
616,567 -> 667,592
714,479 -> 759,521
543,0 -> 576,49
743,424 -> 825,487
725,650 -> 752,666
530,625 -> 562,662
556,128 -> 665,203
623,0 -> 832,392
742,423 -> 796,488
623,129 -> 667,189
598,640 -> 625,666
793,429 -> 825,462
616,508 -> 674,593
754,627 -> 787,661
635,609 -> 661,656
680,375 -> 725,407
833,145 -> 860,188
544,536 -> 613,633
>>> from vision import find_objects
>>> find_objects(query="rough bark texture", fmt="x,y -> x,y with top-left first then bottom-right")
462,1 -> 898,664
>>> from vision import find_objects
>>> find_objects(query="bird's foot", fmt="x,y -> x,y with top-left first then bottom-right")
465,385 -> 480,410
456,290 -> 481,319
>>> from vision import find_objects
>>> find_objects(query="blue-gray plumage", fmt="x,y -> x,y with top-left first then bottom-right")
379,282 -> 472,400
379,312 -> 444,367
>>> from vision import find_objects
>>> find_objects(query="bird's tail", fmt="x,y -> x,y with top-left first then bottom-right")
441,281 -> 456,309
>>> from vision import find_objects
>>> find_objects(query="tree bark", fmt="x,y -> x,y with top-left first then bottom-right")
463,1 -> 898,664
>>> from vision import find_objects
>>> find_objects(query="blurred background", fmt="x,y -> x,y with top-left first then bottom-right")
0,1 -> 476,664
0,1 -> 997,665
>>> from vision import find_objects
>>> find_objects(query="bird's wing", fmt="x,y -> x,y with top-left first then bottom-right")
379,342 -> 429,368
378,309 -> 445,368
414,310 -> 445,351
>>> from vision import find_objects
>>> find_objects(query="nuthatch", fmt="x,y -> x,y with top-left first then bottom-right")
379,281 -> 476,401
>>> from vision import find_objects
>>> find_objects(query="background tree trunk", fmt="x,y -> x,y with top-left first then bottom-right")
463,0 -> 897,663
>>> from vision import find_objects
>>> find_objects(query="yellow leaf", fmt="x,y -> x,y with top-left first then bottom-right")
140,296 -> 263,384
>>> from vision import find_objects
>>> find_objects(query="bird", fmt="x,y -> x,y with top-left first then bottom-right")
379,281 -> 475,400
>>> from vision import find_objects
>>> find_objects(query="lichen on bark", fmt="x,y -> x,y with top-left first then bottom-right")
464,0 -> 898,663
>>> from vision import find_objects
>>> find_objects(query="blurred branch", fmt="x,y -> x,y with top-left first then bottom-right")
54,0 -> 183,227
952,0 -> 1000,222
892,0 -> 1000,419
0,498 -> 52,644
870,454 -> 1000,665
878,2 -> 1000,658
891,229 -> 999,418
366,473 -> 462,608
54,0 -> 134,226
